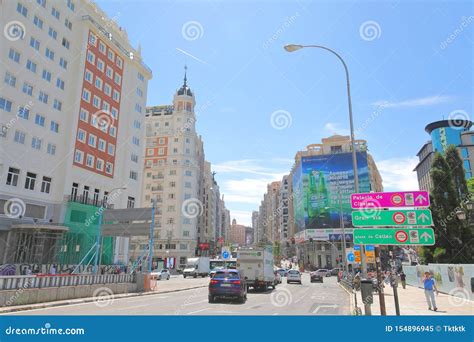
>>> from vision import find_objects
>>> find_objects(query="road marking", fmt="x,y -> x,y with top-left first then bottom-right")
186,308 -> 210,315
183,299 -> 208,306
312,304 -> 338,314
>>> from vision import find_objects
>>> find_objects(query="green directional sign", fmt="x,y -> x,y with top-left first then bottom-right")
353,228 -> 435,246
351,209 -> 433,227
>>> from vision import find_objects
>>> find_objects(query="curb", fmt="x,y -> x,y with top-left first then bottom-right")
338,282 -> 358,316
0,284 -> 208,314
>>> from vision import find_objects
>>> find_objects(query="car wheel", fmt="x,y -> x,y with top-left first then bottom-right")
183,275 -> 187,278
299,281 -> 302,284
167,275 -> 170,280
209,295 -> 215,303
193,274 -> 197,278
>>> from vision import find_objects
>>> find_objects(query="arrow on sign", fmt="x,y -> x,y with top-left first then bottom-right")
418,213 -> 430,222
420,232 -> 432,242
415,194 -> 427,204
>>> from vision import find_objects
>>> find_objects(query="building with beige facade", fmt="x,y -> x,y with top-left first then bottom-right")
228,218 -> 247,246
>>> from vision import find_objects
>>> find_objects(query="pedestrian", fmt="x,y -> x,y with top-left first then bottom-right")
50,264 -> 56,275
399,271 -> 406,289
422,272 -> 438,311
25,267 -> 32,276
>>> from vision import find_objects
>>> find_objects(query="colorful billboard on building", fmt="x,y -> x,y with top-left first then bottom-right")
292,151 -> 371,231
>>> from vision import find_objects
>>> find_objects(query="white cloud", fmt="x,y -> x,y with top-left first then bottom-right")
371,95 -> 453,108
377,157 -> 419,191
324,122 -> 350,136
213,159 -> 291,177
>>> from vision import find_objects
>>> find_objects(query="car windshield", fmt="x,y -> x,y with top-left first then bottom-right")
288,270 -> 299,275
214,272 -> 239,279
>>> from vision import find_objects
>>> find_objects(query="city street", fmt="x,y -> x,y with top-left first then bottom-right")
6,274 -> 350,316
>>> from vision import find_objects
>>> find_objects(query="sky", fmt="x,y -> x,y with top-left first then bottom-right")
97,0 -> 473,226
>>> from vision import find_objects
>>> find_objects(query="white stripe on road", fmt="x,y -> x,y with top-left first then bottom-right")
183,299 -> 208,306
312,304 -> 338,314
186,308 -> 210,315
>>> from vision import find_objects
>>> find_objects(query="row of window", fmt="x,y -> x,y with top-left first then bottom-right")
13,130 -> 57,155
70,183 -> 135,208
16,106 -> 59,133
74,149 -> 114,175
6,166 -> 52,193
88,32 -> 123,70
84,69 -> 121,103
79,108 -> 117,138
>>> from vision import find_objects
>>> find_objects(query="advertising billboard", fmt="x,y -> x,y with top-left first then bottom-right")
292,151 -> 371,231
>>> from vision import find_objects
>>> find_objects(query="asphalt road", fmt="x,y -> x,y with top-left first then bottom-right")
9,274 -> 350,315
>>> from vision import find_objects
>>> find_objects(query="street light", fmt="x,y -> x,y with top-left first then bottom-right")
93,186 -> 127,274
284,43 -> 365,275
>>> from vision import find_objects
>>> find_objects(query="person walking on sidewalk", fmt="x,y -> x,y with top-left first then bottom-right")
399,271 -> 406,289
423,272 -> 438,311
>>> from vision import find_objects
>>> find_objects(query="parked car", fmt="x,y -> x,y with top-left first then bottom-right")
286,269 -> 302,284
330,268 -> 340,276
276,268 -> 288,277
151,269 -> 170,280
208,269 -> 247,303
310,271 -> 324,283
274,271 -> 282,284
314,269 -> 330,277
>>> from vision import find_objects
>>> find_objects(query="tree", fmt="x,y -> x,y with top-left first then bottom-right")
445,145 -> 468,199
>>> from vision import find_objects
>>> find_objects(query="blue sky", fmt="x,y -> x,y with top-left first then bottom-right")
98,0 -> 473,225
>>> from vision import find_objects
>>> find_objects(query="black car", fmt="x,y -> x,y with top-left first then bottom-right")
310,271 -> 324,283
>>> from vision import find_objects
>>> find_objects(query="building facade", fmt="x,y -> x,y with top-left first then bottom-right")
414,120 -> 474,192
228,219 -> 246,246
0,0 -> 151,268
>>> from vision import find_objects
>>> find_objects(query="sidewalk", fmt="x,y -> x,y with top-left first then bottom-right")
354,284 -> 474,315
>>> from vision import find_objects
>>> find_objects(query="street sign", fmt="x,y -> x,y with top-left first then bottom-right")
352,209 -> 433,227
353,228 -> 435,245
222,249 -> 230,260
351,191 -> 430,209
347,252 -> 355,263
353,245 -> 361,263
365,245 -> 375,263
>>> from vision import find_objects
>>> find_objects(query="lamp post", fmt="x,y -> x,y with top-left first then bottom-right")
93,186 -> 127,274
148,198 -> 156,273
284,44 -> 367,276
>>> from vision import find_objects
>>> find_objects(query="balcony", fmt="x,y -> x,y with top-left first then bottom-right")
151,186 -> 163,192
66,195 -> 114,209
152,175 -> 164,180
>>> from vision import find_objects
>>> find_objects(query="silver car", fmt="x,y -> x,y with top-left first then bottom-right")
286,269 -> 302,284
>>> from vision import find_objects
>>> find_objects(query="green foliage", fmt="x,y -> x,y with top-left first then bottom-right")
445,145 -> 468,198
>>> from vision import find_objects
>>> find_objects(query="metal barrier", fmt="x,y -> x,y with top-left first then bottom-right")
0,274 -> 136,291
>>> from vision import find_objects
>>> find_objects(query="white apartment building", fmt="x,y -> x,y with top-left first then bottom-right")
0,0 -> 151,267
137,70 -> 205,268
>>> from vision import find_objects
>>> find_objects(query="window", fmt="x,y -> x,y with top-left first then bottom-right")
86,51 -> 95,64
29,37 -> 40,51
26,60 -> 37,73
45,48 -> 55,60
95,77 -> 103,90
74,150 -> 84,163
48,27 -> 57,39
6,167 -> 20,186
56,78 -> 65,90
97,139 -> 105,152
136,88 -> 143,97
42,69 -> 51,82
185,181 -> 192,188
99,41 -> 106,54
183,231 -> 190,237
17,107 -> 29,120
96,158 -> 104,171
113,90 -> 120,102
132,137 -> 140,146
169,170 -> 177,175
131,153 -> 138,163
170,181 -> 176,188
114,73 -> 121,86
135,103 -> 142,113
82,89 -> 90,102
89,33 -> 97,46
105,162 -> 113,174
109,126 -> 116,137
64,18 -> 72,30
97,59 -> 104,72
84,69 -> 93,83
14,130 -> 25,144
38,91 -> 48,104
0,97 -> 12,112
35,114 -> 45,127
25,172 -> 37,190
107,50 -> 114,62
185,170 -> 192,176
116,57 -> 123,69
133,120 -> 141,129
104,83 -> 112,96
127,197 -> 135,208
17,3 -> 28,17
102,101 -> 110,112
47,143 -> 56,155
33,16 -> 43,29
92,96 -> 100,108
22,83 -> 33,96
79,108 -> 89,122
59,57 -> 67,69
138,72 -> 144,81
31,137 -> 42,150
107,143 -> 115,156
129,171 -> 138,180
50,121 -> 59,133
41,176 -> 51,193
67,0 -> 75,11
88,134 -> 96,147
37,0 -> 46,7
61,37 -> 70,49
51,7 -> 60,19
86,154 -> 94,167
106,66 -> 113,79
158,147 -> 165,155
77,129 -> 86,142
111,107 -> 118,119
4,72 -> 16,87
8,49 -> 20,63
53,99 -> 62,111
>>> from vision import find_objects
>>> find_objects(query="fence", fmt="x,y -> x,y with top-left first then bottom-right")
0,273 -> 136,291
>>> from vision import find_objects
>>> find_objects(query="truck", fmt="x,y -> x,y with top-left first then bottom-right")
183,257 -> 210,278
237,247 -> 276,291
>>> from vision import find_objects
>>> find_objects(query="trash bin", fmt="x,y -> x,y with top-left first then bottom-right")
361,279 -> 374,304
